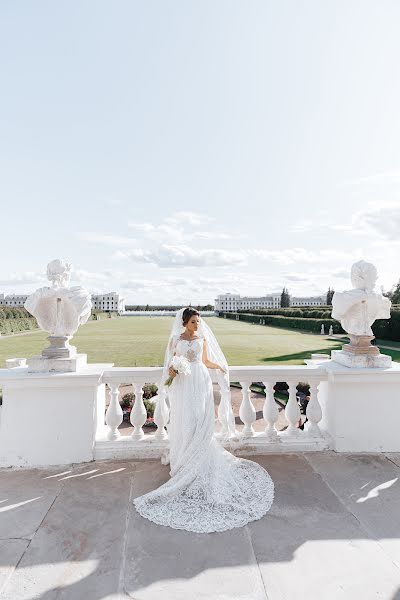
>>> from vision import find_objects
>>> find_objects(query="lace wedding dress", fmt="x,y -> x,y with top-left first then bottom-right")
133,334 -> 275,533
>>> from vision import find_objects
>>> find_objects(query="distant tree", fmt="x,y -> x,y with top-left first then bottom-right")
387,279 -> 400,304
280,287 -> 290,308
326,287 -> 335,306
203,304 -> 214,311
145,304 -> 149,311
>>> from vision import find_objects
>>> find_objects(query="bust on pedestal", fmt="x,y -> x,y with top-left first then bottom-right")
24,259 -> 92,372
331,260 -> 392,368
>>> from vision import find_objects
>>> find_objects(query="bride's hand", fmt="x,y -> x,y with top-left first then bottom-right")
168,367 -> 177,378
218,366 -> 227,374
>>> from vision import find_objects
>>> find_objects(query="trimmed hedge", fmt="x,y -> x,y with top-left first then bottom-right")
221,312 -> 344,334
0,306 -> 117,333
0,307 -> 32,319
220,308 -> 400,341
0,317 -> 38,334
372,310 -> 400,342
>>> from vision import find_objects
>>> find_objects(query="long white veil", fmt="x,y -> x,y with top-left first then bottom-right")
155,308 -> 238,449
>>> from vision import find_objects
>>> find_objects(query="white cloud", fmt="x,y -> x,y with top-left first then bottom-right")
331,269 -> 350,279
289,203 -> 400,241
128,212 -> 234,244
165,211 -> 213,226
0,272 -> 46,286
192,231 -> 236,240
356,202 -> 400,241
340,172 -> 400,186
77,232 -> 137,247
127,244 -> 246,268
247,247 -> 359,265
284,273 -> 311,282
72,269 -> 122,283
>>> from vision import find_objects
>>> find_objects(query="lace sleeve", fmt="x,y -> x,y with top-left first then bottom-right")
169,335 -> 179,355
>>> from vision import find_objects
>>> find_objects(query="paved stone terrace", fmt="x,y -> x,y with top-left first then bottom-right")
1,452 -> 400,600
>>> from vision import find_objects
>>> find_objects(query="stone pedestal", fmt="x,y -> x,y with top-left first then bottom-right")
342,334 -> 380,356
331,350 -> 392,369
27,353 -> 88,373
331,334 -> 392,369
42,334 -> 76,359
0,363 -> 113,467
318,361 -> 400,452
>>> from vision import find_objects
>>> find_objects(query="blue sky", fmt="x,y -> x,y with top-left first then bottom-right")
1,1 -> 399,304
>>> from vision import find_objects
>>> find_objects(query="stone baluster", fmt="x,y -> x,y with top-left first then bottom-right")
282,380 -> 302,437
304,381 -> 323,437
239,381 -> 256,437
130,382 -> 147,440
153,385 -> 169,440
105,383 -> 123,441
263,381 -> 279,441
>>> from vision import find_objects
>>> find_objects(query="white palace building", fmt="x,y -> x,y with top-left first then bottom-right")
91,292 -> 125,313
0,293 -> 28,307
0,291 -> 125,313
214,292 -> 327,312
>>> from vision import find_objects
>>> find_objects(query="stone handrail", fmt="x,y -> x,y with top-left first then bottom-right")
1,361 -> 400,468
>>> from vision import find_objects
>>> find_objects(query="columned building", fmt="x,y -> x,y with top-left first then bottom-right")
214,292 -> 326,312
214,293 -> 281,312
91,292 -> 125,313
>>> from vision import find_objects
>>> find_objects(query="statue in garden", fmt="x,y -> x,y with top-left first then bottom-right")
24,259 -> 92,371
331,260 -> 392,367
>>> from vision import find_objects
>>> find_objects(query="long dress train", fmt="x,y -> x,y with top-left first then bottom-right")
133,336 -> 274,533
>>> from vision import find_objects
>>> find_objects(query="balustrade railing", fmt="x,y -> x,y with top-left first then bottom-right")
96,365 -> 330,460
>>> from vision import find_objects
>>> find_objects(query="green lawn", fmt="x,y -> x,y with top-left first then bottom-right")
3,316 -> 396,367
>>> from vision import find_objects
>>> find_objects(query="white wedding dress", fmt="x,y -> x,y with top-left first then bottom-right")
133,334 -> 275,533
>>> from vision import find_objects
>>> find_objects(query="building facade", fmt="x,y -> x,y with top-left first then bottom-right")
91,292 -> 125,313
1,291 -> 125,313
214,292 -> 326,312
0,293 -> 29,307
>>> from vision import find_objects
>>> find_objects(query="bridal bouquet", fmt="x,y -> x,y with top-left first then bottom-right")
165,355 -> 191,386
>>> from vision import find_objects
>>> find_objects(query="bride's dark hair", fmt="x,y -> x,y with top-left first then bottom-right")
182,307 -> 200,326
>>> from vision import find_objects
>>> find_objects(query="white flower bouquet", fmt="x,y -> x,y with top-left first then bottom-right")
165,355 -> 191,386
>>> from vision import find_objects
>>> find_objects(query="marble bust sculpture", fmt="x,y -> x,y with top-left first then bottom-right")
24,259 -> 92,371
331,260 -> 392,367
332,260 -> 391,336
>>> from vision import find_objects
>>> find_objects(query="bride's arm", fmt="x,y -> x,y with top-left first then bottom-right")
202,339 -> 226,372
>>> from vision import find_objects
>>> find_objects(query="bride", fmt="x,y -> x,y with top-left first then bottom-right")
133,307 -> 274,533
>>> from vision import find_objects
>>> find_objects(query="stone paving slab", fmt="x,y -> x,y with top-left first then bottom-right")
0,467 -> 65,540
124,461 -> 266,600
0,462 -> 136,600
0,539 -> 29,594
249,454 -> 400,600
305,452 -> 400,567
0,453 -> 400,600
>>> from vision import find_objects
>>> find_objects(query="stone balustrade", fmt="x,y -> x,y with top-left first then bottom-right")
1,360 -> 400,468
95,365 -> 330,461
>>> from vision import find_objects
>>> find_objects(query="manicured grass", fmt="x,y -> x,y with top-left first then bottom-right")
0,316 -> 357,367
0,317 -> 397,367
377,349 -> 400,362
